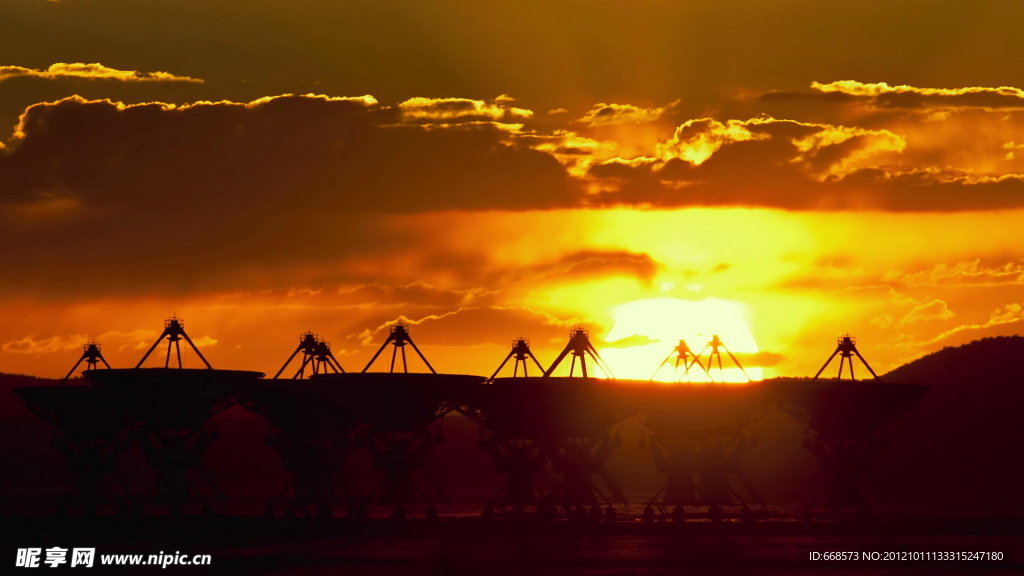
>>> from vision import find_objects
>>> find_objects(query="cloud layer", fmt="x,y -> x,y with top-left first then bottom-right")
5,80 -> 1024,376
0,63 -> 202,83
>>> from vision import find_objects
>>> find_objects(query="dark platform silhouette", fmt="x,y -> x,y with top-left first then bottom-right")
84,317 -> 263,514
466,328 -> 631,511
633,335 -> 767,511
9,322 -> 946,522
632,381 -> 771,509
312,322 -> 486,514
14,385 -> 128,514
13,339 -> 125,514
235,333 -> 356,519
769,336 -> 925,513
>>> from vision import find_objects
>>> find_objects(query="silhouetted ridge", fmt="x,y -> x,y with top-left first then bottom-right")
884,335 -> 1024,385
0,372 -> 61,386
0,373 -> 64,419
873,335 -> 1024,516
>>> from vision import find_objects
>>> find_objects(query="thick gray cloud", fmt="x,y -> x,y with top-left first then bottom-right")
0,95 -> 580,297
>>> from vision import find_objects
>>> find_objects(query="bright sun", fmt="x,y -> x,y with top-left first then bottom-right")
599,297 -> 763,383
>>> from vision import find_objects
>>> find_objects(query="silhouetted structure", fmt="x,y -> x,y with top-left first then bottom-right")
463,338 -> 551,508
274,332 -> 345,378
640,335 -> 762,513
491,337 -> 545,379
61,342 -> 111,384
651,339 -> 706,381
473,329 -> 628,511
814,335 -> 880,381
696,334 -> 751,382
16,345 -> 126,514
236,331 -> 356,519
633,382 -> 768,510
136,316 -> 212,369
12,316 -> 949,522
85,317 -> 263,514
772,335 -> 926,513
543,326 -> 614,378
314,322 -> 484,513
362,322 -> 435,374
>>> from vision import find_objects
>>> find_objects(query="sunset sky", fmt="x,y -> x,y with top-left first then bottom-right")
3,0 -> 1024,380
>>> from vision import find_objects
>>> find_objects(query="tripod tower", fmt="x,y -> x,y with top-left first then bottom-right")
85,317 -> 262,515
697,335 -> 751,382
651,339 -> 706,381
61,342 -> 112,384
274,332 -> 345,379
491,337 -> 546,379
813,335 -> 880,381
362,322 -> 436,374
135,317 -> 212,369
543,327 -> 614,378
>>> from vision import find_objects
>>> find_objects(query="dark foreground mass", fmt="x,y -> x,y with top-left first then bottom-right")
2,514 -> 1021,575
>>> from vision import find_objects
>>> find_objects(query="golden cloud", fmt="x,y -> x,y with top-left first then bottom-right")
398,96 -> 532,123
812,80 -> 1024,100
882,260 -> 1024,287
578,100 -> 679,127
0,62 -> 203,83
898,299 -> 955,326
2,334 -> 88,355
791,124 -> 906,179
656,118 -> 770,165
9,93 -> 379,140
764,80 -> 1024,110
916,303 -> 1024,348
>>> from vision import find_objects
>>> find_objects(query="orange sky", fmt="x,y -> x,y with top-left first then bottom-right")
2,1 -> 1024,380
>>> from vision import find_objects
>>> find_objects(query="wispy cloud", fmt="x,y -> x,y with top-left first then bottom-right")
0,62 -> 203,83
578,100 -> 679,127
762,80 -> 1024,110
398,96 -> 532,123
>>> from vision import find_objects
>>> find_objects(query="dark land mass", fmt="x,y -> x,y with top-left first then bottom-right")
875,336 -> 1024,516
2,338 -> 1023,515
2,338 -> 1023,573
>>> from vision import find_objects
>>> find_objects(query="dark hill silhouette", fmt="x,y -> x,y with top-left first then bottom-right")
0,373 -> 64,414
885,335 -> 1024,386
0,373 -> 68,500
873,336 -> 1024,516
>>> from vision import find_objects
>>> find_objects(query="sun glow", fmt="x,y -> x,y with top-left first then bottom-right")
600,297 -> 762,383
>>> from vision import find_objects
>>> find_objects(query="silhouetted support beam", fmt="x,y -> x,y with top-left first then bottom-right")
362,339 -> 390,372
405,337 -> 435,374
323,353 -> 345,374
138,332 -> 169,369
273,345 -> 305,379
852,347 -> 880,380
813,348 -> 842,380
179,329 -> 213,369
545,347 -> 573,378
724,348 -> 751,381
